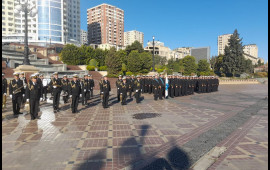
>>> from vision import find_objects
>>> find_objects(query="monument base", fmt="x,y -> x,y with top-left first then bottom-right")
13,65 -> 40,80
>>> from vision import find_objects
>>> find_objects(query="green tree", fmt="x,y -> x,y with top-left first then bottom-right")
60,44 -> 82,65
105,47 -> 122,74
182,55 -> 197,75
93,48 -> 107,67
125,41 -> 144,55
243,59 -> 254,73
139,52 -> 152,73
197,59 -> 210,73
116,50 -> 128,65
89,59 -> 99,68
127,50 -> 141,73
222,29 -> 245,77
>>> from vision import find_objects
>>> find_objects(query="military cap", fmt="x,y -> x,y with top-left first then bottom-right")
30,74 -> 37,79
13,72 -> 19,76
20,72 -> 25,75
2,73 -> 5,76
63,75 -> 67,77
88,74 -> 92,77
73,74 -> 78,78
136,75 -> 140,78
122,76 -> 126,80
40,74 -> 44,76
53,72 -> 58,75
118,75 -> 122,77
84,74 -> 88,77
103,75 -> 107,77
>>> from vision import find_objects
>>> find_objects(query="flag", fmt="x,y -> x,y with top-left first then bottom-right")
165,76 -> 169,99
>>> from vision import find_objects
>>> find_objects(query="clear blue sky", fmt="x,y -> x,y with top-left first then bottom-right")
80,0 -> 268,62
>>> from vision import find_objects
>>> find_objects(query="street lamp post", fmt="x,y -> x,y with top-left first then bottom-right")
14,0 -> 37,65
152,36 -> 155,72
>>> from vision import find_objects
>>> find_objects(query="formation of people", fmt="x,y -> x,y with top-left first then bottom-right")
2,72 -> 219,120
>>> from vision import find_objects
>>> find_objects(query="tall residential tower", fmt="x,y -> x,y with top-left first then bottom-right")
87,3 -> 124,46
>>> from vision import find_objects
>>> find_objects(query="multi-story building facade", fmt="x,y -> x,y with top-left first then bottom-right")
243,44 -> 258,58
173,47 -> 192,59
190,47 -> 211,64
124,30 -> 144,46
87,3 -> 124,46
80,29 -> 88,45
2,0 -> 15,35
217,34 -> 232,55
144,41 -> 181,60
2,0 -> 80,46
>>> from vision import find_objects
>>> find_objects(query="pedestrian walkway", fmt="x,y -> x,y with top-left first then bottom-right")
2,84 -> 268,170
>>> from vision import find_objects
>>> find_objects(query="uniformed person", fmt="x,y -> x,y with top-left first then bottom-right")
119,76 -> 128,105
81,74 -> 89,106
61,75 -> 69,103
25,74 -> 41,120
9,73 -> 24,117
19,72 -> 27,105
134,75 -> 143,103
69,74 -> 82,113
153,75 -> 160,100
2,73 -> 7,108
88,75 -> 95,99
100,75 -> 111,108
116,75 -> 123,102
48,72 -> 62,113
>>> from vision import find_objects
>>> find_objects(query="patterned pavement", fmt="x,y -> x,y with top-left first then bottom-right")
2,84 -> 268,170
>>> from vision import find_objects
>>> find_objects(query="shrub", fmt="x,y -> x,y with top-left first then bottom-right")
107,74 -> 118,78
87,65 -> 95,71
99,66 -> 107,71
254,72 -> 268,78
157,68 -> 164,73
126,72 -> 133,76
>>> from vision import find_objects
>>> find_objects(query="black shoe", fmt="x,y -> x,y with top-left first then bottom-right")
57,109 -> 60,112
14,115 -> 19,118
31,118 -> 35,120
36,116 -> 41,119
54,110 -> 57,113
18,112 -> 23,114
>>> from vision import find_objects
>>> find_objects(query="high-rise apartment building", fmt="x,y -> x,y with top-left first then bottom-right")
243,44 -> 258,58
80,29 -> 88,44
124,30 -> 144,46
87,3 -> 124,46
2,0 -> 81,45
174,47 -> 192,59
217,34 -> 232,55
2,0 -> 15,35
190,47 -> 211,64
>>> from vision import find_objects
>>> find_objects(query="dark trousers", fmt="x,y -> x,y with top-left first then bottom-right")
178,87 -> 182,96
144,85 -> 148,93
30,99 -> 39,119
117,89 -> 120,101
148,85 -> 152,94
154,88 -> 158,100
175,87 -> 179,97
53,92 -> 61,110
158,88 -> 163,99
71,96 -> 79,113
82,91 -> 88,105
170,87 -> 174,98
134,91 -> 141,103
121,93 -> 127,105
128,89 -> 132,98
103,93 -> 109,108
42,87 -> 48,99
90,89 -> 94,98
12,95 -> 22,115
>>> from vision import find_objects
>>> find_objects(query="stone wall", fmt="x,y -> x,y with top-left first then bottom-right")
219,79 -> 260,85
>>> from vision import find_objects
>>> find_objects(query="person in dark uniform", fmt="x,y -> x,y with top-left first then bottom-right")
48,75 -> 54,100
2,73 -> 7,109
69,74 -> 82,113
116,75 -> 123,102
99,76 -> 104,102
134,75 -> 143,103
81,74 -> 89,106
88,74 -> 95,99
169,75 -> 174,98
25,74 -> 41,120
48,72 -> 62,113
153,74 -> 160,101
127,75 -> 134,99
9,73 -> 24,117
158,74 -> 165,100
100,75 -> 111,108
141,75 -> 145,94
61,75 -> 69,103
19,72 -> 27,106
148,76 -> 152,94
174,75 -> 179,97
119,76 -> 128,105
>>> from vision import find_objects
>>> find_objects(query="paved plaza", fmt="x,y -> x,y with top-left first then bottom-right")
2,84 -> 268,170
